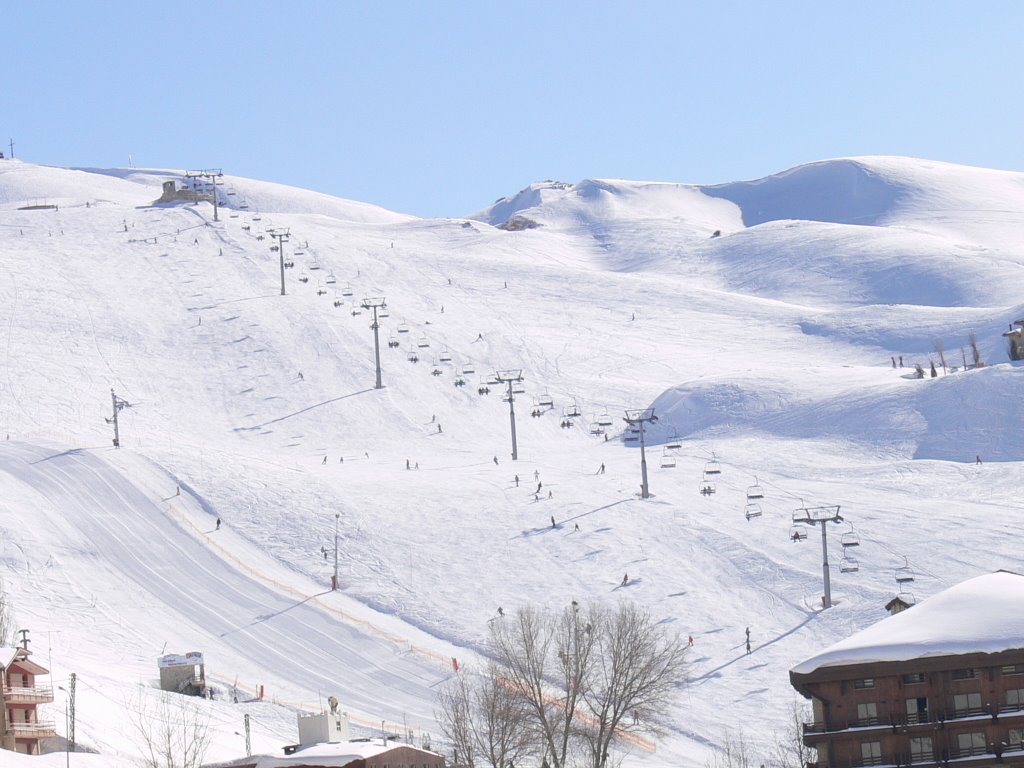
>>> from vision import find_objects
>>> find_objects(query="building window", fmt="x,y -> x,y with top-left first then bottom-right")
956,732 -> 987,757
954,692 -> 983,716
1009,728 -> 1024,749
853,678 -> 875,689
902,672 -> 926,685
1002,664 -> 1024,675
1007,689 -> 1024,709
952,668 -> 978,680
857,702 -> 879,725
910,736 -> 933,763
861,740 -> 882,766
906,696 -> 929,724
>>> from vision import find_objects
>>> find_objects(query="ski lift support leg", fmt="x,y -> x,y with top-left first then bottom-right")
624,408 -> 658,499
792,505 -> 843,609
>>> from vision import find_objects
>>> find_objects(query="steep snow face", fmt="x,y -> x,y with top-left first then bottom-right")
791,571 -> 1024,674
703,158 -> 907,227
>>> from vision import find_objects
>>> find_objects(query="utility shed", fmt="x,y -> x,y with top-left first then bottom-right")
158,651 -> 206,696
297,712 -> 350,746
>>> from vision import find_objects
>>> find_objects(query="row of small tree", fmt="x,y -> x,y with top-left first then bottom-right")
438,602 -> 688,768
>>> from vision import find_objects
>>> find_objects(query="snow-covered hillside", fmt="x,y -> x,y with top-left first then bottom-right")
2,156 -> 1024,767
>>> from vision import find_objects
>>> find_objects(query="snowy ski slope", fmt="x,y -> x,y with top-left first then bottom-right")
1,156 -> 1024,766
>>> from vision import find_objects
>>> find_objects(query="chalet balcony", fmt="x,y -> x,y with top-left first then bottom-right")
4,720 -> 57,738
1,684 -> 54,704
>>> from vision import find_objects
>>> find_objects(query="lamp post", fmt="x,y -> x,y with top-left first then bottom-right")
332,513 -> 340,591
57,686 -> 70,768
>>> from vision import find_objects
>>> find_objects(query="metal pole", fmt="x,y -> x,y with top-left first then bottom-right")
333,513 -> 339,591
638,418 -> 649,499
821,522 -> 832,609
371,306 -> 383,389
277,233 -> 287,296
244,713 -> 251,757
211,174 -> 219,222
506,380 -> 518,461
111,389 -> 120,448
58,686 -> 70,768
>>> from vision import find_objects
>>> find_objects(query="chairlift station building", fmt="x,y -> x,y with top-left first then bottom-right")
791,571 -> 1024,768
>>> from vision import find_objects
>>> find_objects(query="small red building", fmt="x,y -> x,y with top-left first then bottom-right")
1,645 -> 56,755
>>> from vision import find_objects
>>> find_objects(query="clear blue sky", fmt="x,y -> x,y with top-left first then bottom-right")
5,1 -> 1023,217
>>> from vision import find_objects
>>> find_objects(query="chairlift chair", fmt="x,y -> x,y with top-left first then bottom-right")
299,273 -> 309,284
462,363 -> 475,375
512,383 -> 526,394
596,410 -> 613,427
309,262 -> 321,271
563,403 -> 581,418
840,556 -> 860,574
316,283 -> 327,296
841,529 -> 861,548
326,273 -> 337,285
378,307 -> 390,318
538,394 -> 554,408
439,348 -> 452,362
341,285 -> 354,297
704,454 -> 722,475
700,482 -> 716,496
746,477 -> 765,501
896,589 -> 917,606
660,451 -> 677,469
666,435 -> 682,450
624,434 -> 639,443
387,335 -> 399,347
397,323 -> 410,334
417,335 -> 430,349
744,503 -> 763,520
590,422 -> 604,435
350,307 -> 362,316
895,558 -> 915,584
407,350 -> 419,363
334,296 -> 345,308
789,526 -> 808,542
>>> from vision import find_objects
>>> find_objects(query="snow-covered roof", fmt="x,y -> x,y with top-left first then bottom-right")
792,571 -> 1024,675
222,740 -> 441,768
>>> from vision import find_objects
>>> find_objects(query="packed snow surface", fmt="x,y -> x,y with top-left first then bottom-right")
2,156 -> 1024,767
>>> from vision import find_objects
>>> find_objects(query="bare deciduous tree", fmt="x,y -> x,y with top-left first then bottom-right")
438,663 -> 534,768
579,603 -> 688,768
766,698 -> 816,768
127,689 -> 211,768
440,602 -> 687,768
934,339 -> 946,375
705,728 -> 757,768
0,576 -> 14,645
968,332 -> 983,368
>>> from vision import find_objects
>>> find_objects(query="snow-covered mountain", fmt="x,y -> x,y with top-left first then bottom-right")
2,155 -> 1024,767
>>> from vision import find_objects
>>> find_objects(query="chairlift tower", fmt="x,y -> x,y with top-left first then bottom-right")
494,369 -> 524,460
184,169 -> 224,221
361,297 -> 387,389
270,228 -> 291,295
791,505 -> 844,609
105,388 -> 132,448
624,408 -> 658,499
